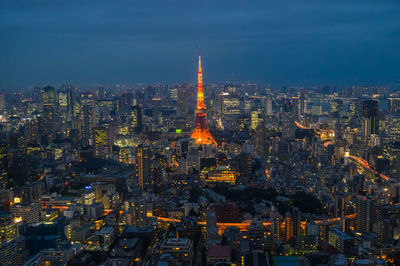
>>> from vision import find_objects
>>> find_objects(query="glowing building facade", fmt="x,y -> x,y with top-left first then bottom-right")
205,166 -> 238,185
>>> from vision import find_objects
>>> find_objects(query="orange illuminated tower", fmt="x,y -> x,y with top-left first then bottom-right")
191,52 -> 217,145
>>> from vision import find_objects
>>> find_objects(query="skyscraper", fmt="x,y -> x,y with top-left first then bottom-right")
95,125 -> 112,159
191,52 -> 217,145
362,100 -> 379,137
251,111 -> 260,130
130,105 -> 143,134
265,97 -> 273,117
132,195 -> 147,227
58,85 -> 76,123
137,144 -> 153,191
0,136 -> 7,187
41,86 -> 56,106
40,86 -> 57,140
220,92 -> 240,130
334,191 -> 346,218
177,86 -> 188,118
42,103 -> 56,138
254,118 -> 266,157
81,92 -> 96,146
0,94 -> 5,112
21,182 -> 42,203
298,90 -> 305,118
356,194 -> 376,233
331,99 -> 343,118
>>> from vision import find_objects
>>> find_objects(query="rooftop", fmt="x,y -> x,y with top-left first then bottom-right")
207,245 -> 231,258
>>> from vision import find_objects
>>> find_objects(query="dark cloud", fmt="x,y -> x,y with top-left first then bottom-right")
0,0 -> 399,88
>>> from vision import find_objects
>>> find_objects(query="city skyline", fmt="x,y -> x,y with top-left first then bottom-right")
2,2 -> 400,266
1,0 -> 400,88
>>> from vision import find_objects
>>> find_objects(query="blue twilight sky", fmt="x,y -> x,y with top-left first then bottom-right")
0,0 -> 400,88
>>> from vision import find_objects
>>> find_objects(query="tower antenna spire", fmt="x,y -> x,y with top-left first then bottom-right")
191,50 -> 217,146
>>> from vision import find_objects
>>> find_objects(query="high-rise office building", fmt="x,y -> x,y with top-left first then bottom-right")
58,85 -> 76,123
292,207 -> 301,245
58,89 -> 68,108
177,87 -> 188,118
0,137 -> 7,187
254,119 -> 266,157
130,105 -> 143,134
120,92 -> 134,114
21,182 -> 42,203
362,100 -> 379,137
311,105 -> 322,116
7,153 -> 30,187
40,86 -> 57,139
10,202 -> 40,224
0,236 -> 28,266
328,227 -> 353,254
81,92 -> 96,146
95,125 -> 112,159
24,219 -> 66,255
137,144 -> 153,191
132,195 -> 147,227
281,208 -> 301,245
334,191 -> 346,217
0,94 -> 5,112
283,211 -> 294,244
356,194 -> 376,233
389,93 -> 400,114
0,211 -> 17,247
42,103 -> 56,138
298,90 -> 305,118
331,99 -> 343,118
151,97 -> 162,119
349,100 -> 361,117
220,92 -> 240,130
265,98 -> 273,117
251,111 -> 260,130
41,86 -> 56,106
221,93 -> 240,117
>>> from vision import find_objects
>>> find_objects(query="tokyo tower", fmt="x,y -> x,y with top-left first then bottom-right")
191,52 -> 217,145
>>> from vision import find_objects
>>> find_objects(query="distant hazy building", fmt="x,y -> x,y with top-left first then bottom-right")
264,98 -> 273,116
251,111 -> 260,130
311,105 -> 322,116
0,94 -> 6,111
80,92 -> 96,146
177,87 -> 188,118
298,90 -> 305,118
41,86 -> 56,106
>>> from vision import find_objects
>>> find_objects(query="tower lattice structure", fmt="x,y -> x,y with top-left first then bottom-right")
191,52 -> 217,145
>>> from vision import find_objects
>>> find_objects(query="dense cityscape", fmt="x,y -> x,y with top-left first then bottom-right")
0,50 -> 399,266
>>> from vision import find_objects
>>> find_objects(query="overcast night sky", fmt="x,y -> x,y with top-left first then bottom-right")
1,0 -> 400,88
